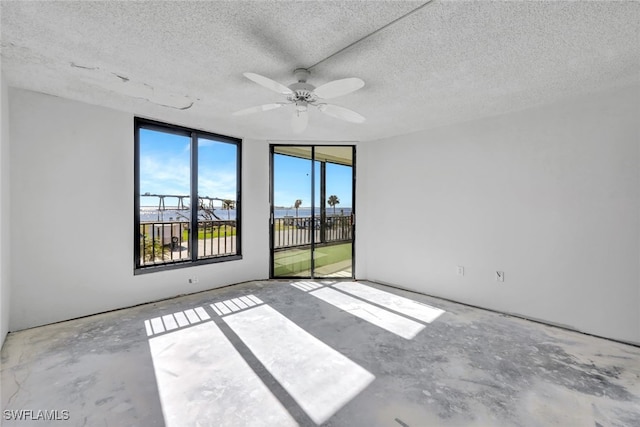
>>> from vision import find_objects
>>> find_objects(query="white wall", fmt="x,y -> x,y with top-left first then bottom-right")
354,143 -> 368,280
360,84 -> 640,343
0,77 -> 11,347
9,89 -> 270,331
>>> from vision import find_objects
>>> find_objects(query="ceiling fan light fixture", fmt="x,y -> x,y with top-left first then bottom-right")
295,101 -> 308,112
291,109 -> 309,134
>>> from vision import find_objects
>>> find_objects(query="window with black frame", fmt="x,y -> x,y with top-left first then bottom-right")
134,118 -> 241,273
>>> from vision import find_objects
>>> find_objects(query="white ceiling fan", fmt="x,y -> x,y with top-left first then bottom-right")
233,68 -> 365,133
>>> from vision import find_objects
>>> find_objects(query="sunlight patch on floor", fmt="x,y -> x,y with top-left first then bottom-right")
147,320 -> 297,427
222,304 -> 375,425
309,287 -> 426,340
332,282 -> 445,324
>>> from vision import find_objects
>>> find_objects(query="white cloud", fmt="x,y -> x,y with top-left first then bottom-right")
140,155 -> 238,201
198,170 -> 237,200
140,155 -> 191,195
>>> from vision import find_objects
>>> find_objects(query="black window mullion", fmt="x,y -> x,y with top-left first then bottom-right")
235,142 -> 242,256
310,147 -> 315,278
190,132 -> 199,261
268,145 -> 274,278
320,161 -> 326,244
134,125 -> 141,269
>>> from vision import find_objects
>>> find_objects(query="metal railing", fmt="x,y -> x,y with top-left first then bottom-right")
199,220 -> 237,258
274,215 -> 352,249
140,215 -> 349,265
139,220 -> 237,265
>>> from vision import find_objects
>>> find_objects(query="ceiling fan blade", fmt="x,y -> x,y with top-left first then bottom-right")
313,78 -> 365,99
291,110 -> 309,134
243,72 -> 293,95
316,103 -> 366,123
232,103 -> 287,116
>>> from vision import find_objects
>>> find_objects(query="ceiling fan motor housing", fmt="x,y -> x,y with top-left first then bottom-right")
288,84 -> 316,102
288,68 -> 317,104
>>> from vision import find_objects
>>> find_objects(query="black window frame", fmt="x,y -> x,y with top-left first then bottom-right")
134,117 -> 242,274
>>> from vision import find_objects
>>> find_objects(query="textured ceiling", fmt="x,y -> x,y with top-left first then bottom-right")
1,1 -> 638,141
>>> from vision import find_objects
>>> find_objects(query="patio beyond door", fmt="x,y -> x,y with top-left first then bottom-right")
270,145 -> 355,279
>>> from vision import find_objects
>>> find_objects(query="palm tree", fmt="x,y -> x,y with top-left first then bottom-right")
327,195 -> 340,215
294,199 -> 302,217
222,199 -> 234,220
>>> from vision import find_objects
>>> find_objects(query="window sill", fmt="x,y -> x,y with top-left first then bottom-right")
134,254 -> 243,275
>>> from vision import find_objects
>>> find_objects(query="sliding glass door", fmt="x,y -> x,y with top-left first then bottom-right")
270,145 -> 355,279
271,147 -> 313,277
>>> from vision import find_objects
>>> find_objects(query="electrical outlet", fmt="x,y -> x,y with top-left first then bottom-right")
188,277 -> 199,284
496,271 -> 504,282
456,266 -> 464,276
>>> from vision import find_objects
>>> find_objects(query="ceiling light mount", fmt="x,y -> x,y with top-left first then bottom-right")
293,68 -> 311,83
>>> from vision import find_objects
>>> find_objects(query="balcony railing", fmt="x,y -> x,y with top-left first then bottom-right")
139,220 -> 237,266
274,215 -> 352,249
139,215 -> 351,266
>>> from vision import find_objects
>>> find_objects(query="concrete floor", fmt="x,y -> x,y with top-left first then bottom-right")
2,280 -> 639,426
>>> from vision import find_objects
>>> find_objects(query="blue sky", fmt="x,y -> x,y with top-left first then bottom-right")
140,128 -> 352,209
273,154 -> 352,208
139,129 -> 237,208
